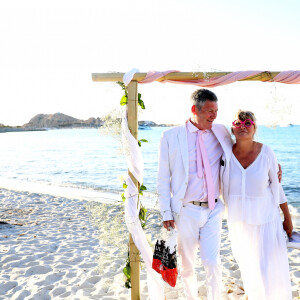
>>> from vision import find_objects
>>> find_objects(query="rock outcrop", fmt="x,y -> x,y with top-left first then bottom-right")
22,113 -> 103,129
0,113 -> 171,133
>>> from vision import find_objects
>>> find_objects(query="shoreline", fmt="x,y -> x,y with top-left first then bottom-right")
0,124 -> 174,133
0,178 -> 299,223
0,127 -> 47,133
0,127 -> 101,133
1,188 -> 299,299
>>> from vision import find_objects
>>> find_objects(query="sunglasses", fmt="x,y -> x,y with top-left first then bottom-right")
232,119 -> 255,128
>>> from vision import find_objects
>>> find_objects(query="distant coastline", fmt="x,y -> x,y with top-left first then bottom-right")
0,127 -> 47,133
0,113 -> 175,133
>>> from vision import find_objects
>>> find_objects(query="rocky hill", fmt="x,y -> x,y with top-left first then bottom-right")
0,113 -> 169,133
22,113 -> 103,129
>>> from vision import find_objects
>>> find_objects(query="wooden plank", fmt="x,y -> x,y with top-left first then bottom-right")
127,81 -> 140,300
240,72 -> 280,82
92,73 -> 147,82
127,81 -> 139,139
92,71 -> 281,82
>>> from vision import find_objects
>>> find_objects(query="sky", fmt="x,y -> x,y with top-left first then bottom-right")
0,0 -> 299,126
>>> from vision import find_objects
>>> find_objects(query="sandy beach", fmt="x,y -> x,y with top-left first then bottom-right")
0,188 -> 299,299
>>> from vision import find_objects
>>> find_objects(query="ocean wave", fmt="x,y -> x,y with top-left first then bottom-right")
283,186 -> 300,196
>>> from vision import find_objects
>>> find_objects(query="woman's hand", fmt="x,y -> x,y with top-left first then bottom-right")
277,163 -> 282,183
283,216 -> 293,237
280,202 -> 293,237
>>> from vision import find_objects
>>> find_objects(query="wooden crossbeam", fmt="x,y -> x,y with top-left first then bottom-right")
92,71 -> 281,83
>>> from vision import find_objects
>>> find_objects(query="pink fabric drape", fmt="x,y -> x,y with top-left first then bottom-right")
137,70 -> 300,87
273,71 -> 300,84
139,70 -> 179,83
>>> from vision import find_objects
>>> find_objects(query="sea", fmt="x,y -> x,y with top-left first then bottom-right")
0,125 -> 299,222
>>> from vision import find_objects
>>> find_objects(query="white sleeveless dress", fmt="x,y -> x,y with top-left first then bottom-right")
227,144 -> 292,300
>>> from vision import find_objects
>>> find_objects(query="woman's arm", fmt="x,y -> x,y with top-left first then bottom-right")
280,201 -> 293,237
267,145 -> 293,236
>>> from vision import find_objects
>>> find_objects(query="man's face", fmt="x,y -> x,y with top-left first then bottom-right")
192,100 -> 218,130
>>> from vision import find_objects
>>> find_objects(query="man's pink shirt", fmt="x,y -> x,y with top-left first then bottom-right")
183,120 -> 223,204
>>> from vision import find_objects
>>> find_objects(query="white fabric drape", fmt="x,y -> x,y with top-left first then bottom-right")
122,108 -> 164,300
123,68 -> 140,86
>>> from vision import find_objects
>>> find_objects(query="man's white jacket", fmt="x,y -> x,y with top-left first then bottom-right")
157,123 -> 232,221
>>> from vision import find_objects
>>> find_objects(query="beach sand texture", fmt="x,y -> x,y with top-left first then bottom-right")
0,189 -> 299,299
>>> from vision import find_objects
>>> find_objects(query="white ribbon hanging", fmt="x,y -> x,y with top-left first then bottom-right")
122,107 -> 164,299
123,68 -> 139,86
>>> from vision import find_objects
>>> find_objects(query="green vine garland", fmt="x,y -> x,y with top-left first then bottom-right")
117,81 -> 149,289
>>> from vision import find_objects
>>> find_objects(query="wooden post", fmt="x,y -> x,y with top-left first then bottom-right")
127,81 -> 140,300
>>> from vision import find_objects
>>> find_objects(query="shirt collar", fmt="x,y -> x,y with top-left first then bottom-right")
187,119 -> 210,134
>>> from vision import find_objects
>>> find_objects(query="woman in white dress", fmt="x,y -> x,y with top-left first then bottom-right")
221,110 -> 293,300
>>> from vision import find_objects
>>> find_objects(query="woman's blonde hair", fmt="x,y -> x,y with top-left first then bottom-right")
231,109 -> 257,135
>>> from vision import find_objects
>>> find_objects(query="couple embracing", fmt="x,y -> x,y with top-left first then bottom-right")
157,89 -> 293,300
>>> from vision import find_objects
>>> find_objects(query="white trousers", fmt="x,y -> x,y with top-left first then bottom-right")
175,201 -> 224,300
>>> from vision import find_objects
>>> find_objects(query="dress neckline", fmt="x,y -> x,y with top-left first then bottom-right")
232,144 -> 264,171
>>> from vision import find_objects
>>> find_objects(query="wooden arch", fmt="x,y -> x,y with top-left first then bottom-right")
91,71 -> 298,300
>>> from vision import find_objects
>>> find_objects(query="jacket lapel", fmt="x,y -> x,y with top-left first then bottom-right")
178,125 -> 189,176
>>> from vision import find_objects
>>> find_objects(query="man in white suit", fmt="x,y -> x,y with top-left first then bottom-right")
157,89 -> 232,300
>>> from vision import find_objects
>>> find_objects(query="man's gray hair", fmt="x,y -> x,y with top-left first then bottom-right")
190,89 -> 218,111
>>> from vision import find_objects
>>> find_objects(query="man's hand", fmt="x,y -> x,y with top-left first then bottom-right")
163,220 -> 175,231
283,217 -> 293,237
277,163 -> 282,183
